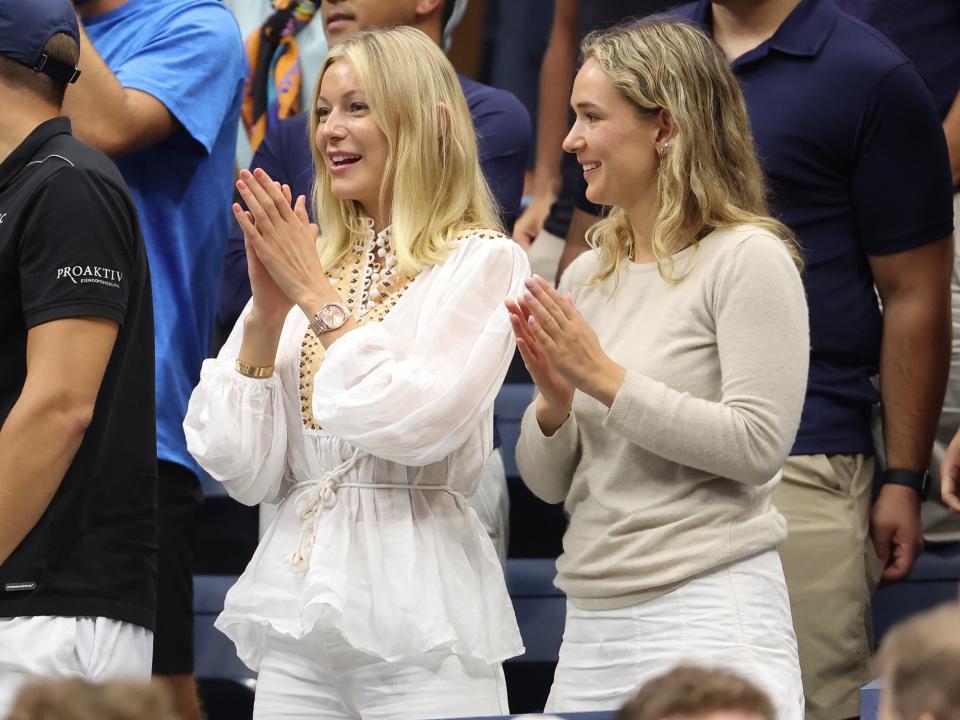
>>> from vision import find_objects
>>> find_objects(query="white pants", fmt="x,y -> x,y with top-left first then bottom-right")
546,550 -> 804,720
253,630 -> 509,720
0,616 -> 153,718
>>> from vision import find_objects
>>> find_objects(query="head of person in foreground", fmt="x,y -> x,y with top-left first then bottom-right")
617,665 -> 776,720
876,602 -> 960,720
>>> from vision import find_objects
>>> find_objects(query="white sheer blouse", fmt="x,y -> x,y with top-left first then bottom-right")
184,230 -> 529,670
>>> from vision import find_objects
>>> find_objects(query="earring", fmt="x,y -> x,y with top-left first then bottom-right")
656,141 -> 671,159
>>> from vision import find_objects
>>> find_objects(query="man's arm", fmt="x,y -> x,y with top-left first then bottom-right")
944,89 -> 960,187
0,317 -> 118,566
513,0 -> 578,247
869,235 -> 953,580
62,22 -> 178,157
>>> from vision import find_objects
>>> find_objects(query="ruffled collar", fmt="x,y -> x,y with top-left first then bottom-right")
353,216 -> 394,256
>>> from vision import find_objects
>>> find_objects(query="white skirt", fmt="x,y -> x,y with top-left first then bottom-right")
546,549 -> 804,720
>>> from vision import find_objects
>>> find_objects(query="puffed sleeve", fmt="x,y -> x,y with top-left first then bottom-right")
184,303 -> 291,505
313,236 -> 530,465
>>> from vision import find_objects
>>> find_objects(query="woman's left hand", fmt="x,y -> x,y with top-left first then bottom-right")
522,274 -> 626,407
235,168 -> 331,312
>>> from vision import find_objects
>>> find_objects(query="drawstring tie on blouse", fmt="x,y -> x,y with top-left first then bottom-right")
286,449 -> 463,571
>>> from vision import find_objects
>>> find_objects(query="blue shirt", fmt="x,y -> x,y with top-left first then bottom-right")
835,0 -> 960,121
85,0 -> 246,474
675,0 -> 954,454
217,75 -> 531,329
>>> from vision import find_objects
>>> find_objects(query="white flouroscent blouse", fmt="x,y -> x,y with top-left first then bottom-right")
183,226 -> 529,670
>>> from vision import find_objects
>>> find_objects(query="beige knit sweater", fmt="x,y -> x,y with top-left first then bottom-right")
516,225 -> 810,610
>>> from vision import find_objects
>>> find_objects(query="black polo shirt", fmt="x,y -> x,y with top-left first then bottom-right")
0,118 -> 157,630
676,0 -> 954,455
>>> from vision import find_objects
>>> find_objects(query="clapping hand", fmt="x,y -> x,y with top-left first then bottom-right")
233,168 -> 327,316
506,275 -> 626,432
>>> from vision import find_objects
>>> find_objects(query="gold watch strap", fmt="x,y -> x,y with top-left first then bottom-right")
235,358 -> 275,379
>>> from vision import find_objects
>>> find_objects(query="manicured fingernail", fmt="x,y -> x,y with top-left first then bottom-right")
240,169 -> 251,178
236,180 -> 246,189
254,168 -> 265,177
524,277 -> 536,287
523,291 -> 533,302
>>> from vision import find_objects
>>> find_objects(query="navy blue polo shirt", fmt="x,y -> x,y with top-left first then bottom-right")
675,0 -> 954,455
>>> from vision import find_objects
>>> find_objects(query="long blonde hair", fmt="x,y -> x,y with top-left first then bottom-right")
309,27 -> 500,276
580,19 -> 802,284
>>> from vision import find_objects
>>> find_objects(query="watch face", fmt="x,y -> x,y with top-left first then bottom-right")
320,303 -> 348,328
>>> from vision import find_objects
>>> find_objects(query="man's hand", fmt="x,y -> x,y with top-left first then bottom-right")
513,195 -> 555,249
870,483 -> 924,582
939,427 -> 960,512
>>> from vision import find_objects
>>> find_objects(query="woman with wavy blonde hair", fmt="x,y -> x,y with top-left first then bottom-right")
184,26 -> 526,720
512,18 -> 808,719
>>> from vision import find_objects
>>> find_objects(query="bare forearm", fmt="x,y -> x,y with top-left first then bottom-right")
533,46 -> 576,199
880,293 -> 951,470
944,90 -> 960,186
63,23 -> 175,157
531,1 -> 578,200
238,311 -> 286,368
0,400 -> 88,565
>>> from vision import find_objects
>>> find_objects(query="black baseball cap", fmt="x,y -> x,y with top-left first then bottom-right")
0,0 -> 81,84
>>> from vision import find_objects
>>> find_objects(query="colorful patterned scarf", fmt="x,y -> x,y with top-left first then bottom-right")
241,0 -> 320,152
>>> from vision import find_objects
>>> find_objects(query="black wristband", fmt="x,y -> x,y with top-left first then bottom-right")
882,468 -> 931,501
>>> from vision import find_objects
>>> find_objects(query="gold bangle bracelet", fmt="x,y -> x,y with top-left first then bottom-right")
235,359 -> 275,379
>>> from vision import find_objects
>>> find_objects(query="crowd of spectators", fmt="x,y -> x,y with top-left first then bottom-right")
0,0 -> 956,719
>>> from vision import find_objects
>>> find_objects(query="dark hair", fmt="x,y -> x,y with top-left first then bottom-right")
617,666 -> 776,720
0,32 -> 80,107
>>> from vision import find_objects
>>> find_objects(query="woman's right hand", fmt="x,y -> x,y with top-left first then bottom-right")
234,182 -> 297,321
506,296 -> 574,431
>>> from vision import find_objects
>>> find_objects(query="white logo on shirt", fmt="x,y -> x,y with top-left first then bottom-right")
57,265 -> 123,289
0,213 -> 7,224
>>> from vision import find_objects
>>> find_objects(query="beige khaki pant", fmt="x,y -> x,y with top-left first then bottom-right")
773,454 -> 883,720
525,228 -> 566,286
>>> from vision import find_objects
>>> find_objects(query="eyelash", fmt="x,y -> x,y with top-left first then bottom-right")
315,103 -> 369,120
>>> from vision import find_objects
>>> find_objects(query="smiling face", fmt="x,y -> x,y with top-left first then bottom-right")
321,0 -> 420,45
314,61 -> 390,225
563,58 -> 662,212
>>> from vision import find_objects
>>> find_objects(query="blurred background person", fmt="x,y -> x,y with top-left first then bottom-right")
875,603 -> 960,720
834,0 -> 960,543
8,679 -> 177,720
617,666 -> 777,720
672,2 -> 954,716
0,0 -> 155,714
63,1 -> 246,717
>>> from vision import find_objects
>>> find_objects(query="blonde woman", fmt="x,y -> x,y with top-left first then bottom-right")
511,19 -> 808,720
184,27 -> 526,720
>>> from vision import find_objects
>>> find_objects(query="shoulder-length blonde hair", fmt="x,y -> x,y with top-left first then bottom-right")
309,26 -> 500,276
581,19 -> 802,284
